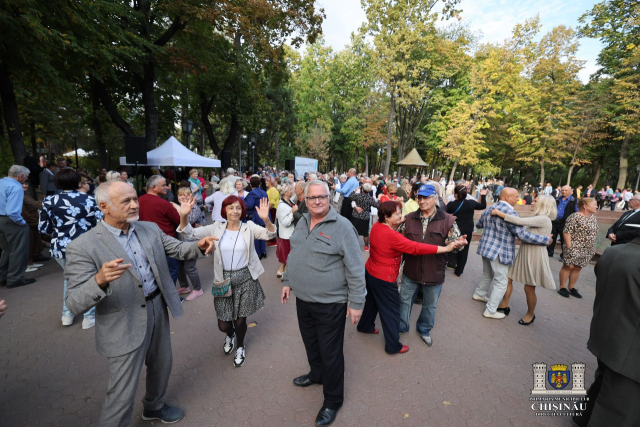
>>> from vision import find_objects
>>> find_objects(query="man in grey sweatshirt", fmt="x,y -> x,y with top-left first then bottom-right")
282,180 -> 366,427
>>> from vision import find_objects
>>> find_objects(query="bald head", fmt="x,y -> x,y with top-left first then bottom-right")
500,187 -> 519,206
348,168 -> 356,177
561,185 -> 572,199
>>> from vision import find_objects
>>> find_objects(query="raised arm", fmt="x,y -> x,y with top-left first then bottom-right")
506,222 -> 550,246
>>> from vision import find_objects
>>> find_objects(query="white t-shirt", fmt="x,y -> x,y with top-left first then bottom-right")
219,229 -> 248,271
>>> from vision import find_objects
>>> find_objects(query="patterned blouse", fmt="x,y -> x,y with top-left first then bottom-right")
38,190 -> 103,258
350,192 -> 379,221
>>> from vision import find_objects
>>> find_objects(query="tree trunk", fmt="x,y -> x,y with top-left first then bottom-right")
0,66 -> 26,165
448,158 -> 458,182
616,133 -> 631,190
274,131 -> 279,168
539,158 -> 545,187
364,146 -> 369,176
90,82 -> 109,169
223,113 -> 240,152
30,121 -> 37,157
93,79 -> 135,136
591,159 -> 602,188
384,90 -> 395,176
199,93 -> 221,154
138,62 -> 158,150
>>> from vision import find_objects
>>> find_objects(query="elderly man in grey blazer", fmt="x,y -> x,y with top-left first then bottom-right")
64,181 -> 216,427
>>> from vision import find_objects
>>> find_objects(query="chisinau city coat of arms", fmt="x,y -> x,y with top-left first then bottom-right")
548,364 -> 571,390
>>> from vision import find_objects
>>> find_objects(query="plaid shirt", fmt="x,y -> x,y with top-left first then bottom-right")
476,201 -> 550,265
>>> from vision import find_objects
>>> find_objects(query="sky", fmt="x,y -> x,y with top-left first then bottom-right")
314,0 -> 604,82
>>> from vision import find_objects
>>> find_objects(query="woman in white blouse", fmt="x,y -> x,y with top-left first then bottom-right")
205,180 -> 235,223
177,196 -> 275,367
275,184 -> 295,278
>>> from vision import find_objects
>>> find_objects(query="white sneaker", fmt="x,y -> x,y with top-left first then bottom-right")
472,293 -> 489,302
25,267 -> 39,273
223,333 -> 235,355
82,317 -> 96,329
234,346 -> 246,367
29,263 -> 44,268
61,315 -> 74,326
483,310 -> 506,319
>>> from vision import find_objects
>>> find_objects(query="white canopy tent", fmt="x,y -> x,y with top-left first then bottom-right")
63,148 -> 94,157
119,136 -> 221,168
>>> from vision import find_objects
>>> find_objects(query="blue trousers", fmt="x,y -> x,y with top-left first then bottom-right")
399,275 -> 442,336
357,271 -> 403,354
165,257 -> 179,284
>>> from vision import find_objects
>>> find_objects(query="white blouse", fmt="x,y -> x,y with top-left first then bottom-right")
219,229 -> 248,271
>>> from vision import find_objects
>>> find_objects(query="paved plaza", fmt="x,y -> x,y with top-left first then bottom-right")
1,243 -> 597,426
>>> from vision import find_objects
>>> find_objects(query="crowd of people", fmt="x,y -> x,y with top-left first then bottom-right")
1,159 -> 638,427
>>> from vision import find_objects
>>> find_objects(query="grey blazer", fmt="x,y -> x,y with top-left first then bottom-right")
64,221 -> 203,358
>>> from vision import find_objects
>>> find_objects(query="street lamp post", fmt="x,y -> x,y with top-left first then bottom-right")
181,119 -> 194,149
635,165 -> 640,192
250,134 -> 256,173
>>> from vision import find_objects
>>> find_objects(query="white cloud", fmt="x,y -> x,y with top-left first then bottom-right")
314,0 -> 604,82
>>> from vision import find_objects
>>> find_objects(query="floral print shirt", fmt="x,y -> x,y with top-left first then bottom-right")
38,190 -> 103,258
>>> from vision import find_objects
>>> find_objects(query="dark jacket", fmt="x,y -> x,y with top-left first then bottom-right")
403,208 -> 456,285
292,199 -> 308,227
607,210 -> 640,246
554,196 -> 578,225
588,238 -> 640,384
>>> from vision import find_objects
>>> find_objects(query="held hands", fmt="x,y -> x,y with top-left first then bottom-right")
179,194 -> 196,217
608,233 -> 617,242
281,286 -> 291,304
197,236 -> 219,255
256,198 -> 270,222
95,258 -> 132,288
346,307 -> 363,325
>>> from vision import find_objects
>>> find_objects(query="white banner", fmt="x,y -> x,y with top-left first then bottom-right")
294,156 -> 318,176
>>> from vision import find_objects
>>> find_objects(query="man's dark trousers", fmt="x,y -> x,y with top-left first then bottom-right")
547,220 -> 565,257
296,298 -> 347,410
0,217 -> 29,285
357,272 -> 402,354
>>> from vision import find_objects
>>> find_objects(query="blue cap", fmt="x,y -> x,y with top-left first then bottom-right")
417,184 -> 437,198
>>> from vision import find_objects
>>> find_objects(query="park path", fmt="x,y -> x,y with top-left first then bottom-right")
0,242 -> 596,426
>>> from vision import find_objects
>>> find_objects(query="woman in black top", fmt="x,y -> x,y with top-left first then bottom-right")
446,184 -> 488,276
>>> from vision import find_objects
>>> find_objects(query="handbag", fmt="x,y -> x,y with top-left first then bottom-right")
212,277 -> 232,297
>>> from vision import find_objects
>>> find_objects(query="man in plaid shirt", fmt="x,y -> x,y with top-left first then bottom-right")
473,188 -> 550,319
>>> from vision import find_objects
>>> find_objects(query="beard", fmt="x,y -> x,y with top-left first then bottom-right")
126,215 -> 139,223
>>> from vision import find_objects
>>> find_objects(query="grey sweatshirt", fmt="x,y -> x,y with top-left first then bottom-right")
283,207 -> 367,309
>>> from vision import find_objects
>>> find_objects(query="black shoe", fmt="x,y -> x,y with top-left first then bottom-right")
446,263 -> 456,270
33,255 -> 50,262
413,297 -> 423,304
141,404 -> 185,423
0,281 -> 6,287
558,288 -> 570,298
569,288 -> 582,299
518,315 -> 535,326
548,253 -> 554,258
315,407 -> 339,427
7,278 -> 36,289
496,307 -> 510,316
559,256 -> 565,263
293,374 -> 320,388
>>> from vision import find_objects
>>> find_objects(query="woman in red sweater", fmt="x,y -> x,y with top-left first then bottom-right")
357,201 -> 466,354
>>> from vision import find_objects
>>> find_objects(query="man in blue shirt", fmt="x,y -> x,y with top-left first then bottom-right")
332,168 -> 358,219
0,165 -> 35,288
548,185 -> 578,259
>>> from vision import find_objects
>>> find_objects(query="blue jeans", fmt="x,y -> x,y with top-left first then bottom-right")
55,258 -> 95,319
166,256 -> 179,284
399,275 -> 442,336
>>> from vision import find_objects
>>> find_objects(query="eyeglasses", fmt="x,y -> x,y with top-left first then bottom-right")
306,195 -> 329,202
389,192 -> 397,195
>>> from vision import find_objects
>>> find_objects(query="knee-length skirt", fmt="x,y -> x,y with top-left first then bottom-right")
214,267 -> 265,321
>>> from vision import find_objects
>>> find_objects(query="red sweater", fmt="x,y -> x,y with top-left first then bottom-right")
138,194 -> 180,237
366,222 -> 439,283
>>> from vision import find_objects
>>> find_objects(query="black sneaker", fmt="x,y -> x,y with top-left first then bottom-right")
234,346 -> 246,367
223,333 -> 235,355
557,288 -> 570,298
569,288 -> 582,299
142,404 -> 184,423
7,278 -> 36,289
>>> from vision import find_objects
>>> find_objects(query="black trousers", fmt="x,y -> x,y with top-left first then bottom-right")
296,298 -> 347,410
357,271 -> 402,354
340,197 -> 353,220
573,359 -> 640,427
547,220 -> 565,257
450,222 -> 473,275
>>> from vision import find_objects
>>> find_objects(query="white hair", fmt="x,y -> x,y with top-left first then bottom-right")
533,195 -> 558,221
220,180 -> 235,195
105,171 -> 121,181
362,183 -> 372,193
146,175 -> 165,190
308,173 -> 317,181
279,183 -> 293,198
7,165 -> 30,178
227,167 -> 235,174
94,181 -> 118,206
304,180 -> 330,197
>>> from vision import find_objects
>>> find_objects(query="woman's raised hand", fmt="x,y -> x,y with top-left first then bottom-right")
179,194 -> 196,217
257,197 -> 270,221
